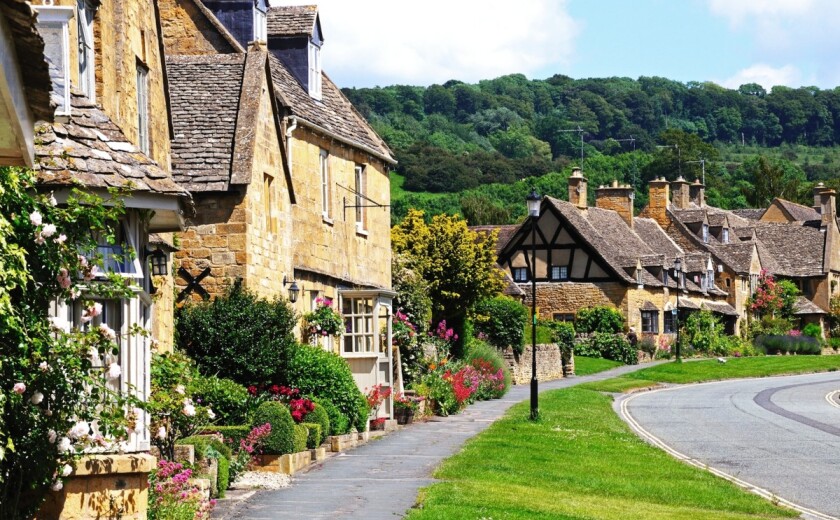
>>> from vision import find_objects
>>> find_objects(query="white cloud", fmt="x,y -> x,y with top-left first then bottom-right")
707,0 -> 814,26
718,64 -> 801,91
289,0 -> 580,87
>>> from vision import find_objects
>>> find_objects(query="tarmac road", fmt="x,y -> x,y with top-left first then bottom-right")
620,371 -> 840,520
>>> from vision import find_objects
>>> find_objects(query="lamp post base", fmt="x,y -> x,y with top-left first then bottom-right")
530,377 -> 539,420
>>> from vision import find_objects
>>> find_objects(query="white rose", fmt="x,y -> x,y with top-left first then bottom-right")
49,193 -> 57,207
207,408 -> 216,420
30,391 -> 44,405
48,430 -> 57,443
55,234 -> 67,244
51,480 -> 63,492
107,363 -> 121,381
68,421 -> 89,439
174,385 -> 185,395
182,403 -> 196,417
39,361 -> 49,372
61,464 -> 73,477
29,211 -> 42,226
99,323 -> 116,341
156,426 -> 166,440
57,437 -> 72,453
41,223 -> 57,238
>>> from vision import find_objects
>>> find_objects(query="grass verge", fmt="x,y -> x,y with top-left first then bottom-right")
406,388 -> 797,519
582,355 -> 840,392
572,356 -> 623,376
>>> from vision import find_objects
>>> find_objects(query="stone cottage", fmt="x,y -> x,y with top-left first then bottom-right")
496,170 -> 735,343
159,1 -> 399,408
23,0 -> 191,518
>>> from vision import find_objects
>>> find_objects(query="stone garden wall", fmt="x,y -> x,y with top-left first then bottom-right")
504,344 -> 573,385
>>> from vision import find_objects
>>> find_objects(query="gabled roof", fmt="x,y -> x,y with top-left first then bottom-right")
267,55 -> 395,163
34,92 -> 187,198
167,51 -> 294,196
267,5 -> 319,37
749,222 -> 825,277
1,0 -> 53,122
771,198 -> 821,222
793,296 -> 826,315
731,208 -> 765,221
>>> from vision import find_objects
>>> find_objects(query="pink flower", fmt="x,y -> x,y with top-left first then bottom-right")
34,232 -> 45,245
99,323 -> 116,340
50,480 -> 63,492
57,268 -> 71,289
13,382 -> 25,394
81,302 -> 102,323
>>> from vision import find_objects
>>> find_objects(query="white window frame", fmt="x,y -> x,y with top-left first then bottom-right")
136,63 -> 149,155
34,6 -> 75,116
320,150 -> 331,221
722,228 -> 729,244
341,296 -> 376,356
354,164 -> 366,232
308,42 -> 322,100
253,0 -> 267,42
702,223 -> 709,243
76,0 -> 96,101
513,267 -> 528,282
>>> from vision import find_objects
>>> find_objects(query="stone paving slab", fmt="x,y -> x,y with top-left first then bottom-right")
213,363 -> 657,520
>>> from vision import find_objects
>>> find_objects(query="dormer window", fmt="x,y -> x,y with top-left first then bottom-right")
308,42 -> 322,99
77,0 -> 96,101
253,0 -> 267,42
722,228 -> 729,244
702,223 -> 709,243
35,5 -> 75,115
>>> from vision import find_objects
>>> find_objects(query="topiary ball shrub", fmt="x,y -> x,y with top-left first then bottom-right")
292,424 -> 309,453
302,405 -> 330,445
190,375 -> 250,425
301,422 -> 321,449
313,397 -> 349,436
280,344 -> 369,433
177,285 -> 298,386
252,402 -> 295,455
472,296 -> 527,354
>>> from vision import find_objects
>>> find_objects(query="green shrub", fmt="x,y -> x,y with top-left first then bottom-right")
749,315 -> 794,338
177,436 -> 211,461
576,306 -> 624,334
754,335 -> 821,355
302,405 -> 330,445
281,344 -> 369,432
573,338 -> 602,358
189,374 -> 250,425
828,337 -> 840,351
546,321 -> 575,352
638,337 -> 657,358
252,402 -> 295,455
802,323 -> 822,339
293,424 -> 309,452
590,333 -> 638,365
523,322 -> 553,345
198,425 -> 250,448
684,311 -> 726,355
472,296 -> 527,353
301,422 -> 322,449
207,438 -> 232,461
465,339 -> 511,398
312,397 -> 349,436
217,456 -> 230,498
177,285 -> 298,385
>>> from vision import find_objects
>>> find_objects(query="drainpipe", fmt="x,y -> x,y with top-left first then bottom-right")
285,116 -> 298,175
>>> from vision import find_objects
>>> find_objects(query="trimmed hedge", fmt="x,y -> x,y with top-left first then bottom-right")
198,425 -> 251,448
754,334 -> 821,355
302,422 -> 321,449
293,424 -> 309,453
217,456 -> 230,498
252,402 -> 295,455
313,397 -> 349,436
281,344 -> 369,433
302,405 -> 330,445
189,375 -> 250,425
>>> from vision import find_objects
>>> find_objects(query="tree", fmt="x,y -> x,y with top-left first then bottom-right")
392,210 -> 506,356
738,156 -> 806,207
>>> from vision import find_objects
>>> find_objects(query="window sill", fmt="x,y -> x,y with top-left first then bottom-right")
340,352 -> 380,359
355,227 -> 368,238
322,215 -> 334,226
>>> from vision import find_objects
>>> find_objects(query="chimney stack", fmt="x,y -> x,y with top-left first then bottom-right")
640,177 -> 670,228
568,168 -> 588,209
671,176 -> 691,209
814,182 -> 827,214
689,178 -> 705,207
820,188 -> 837,228
595,179 -> 635,229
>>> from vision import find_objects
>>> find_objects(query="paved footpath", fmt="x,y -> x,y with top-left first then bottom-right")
213,363 -> 659,520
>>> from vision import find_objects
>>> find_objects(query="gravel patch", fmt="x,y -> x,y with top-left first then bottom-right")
232,471 -> 290,490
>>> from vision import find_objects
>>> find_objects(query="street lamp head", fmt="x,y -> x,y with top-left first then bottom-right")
673,257 -> 682,274
283,275 -> 300,303
147,248 -> 168,277
526,187 -> 541,217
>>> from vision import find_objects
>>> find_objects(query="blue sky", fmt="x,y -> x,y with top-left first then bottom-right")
293,0 -> 840,91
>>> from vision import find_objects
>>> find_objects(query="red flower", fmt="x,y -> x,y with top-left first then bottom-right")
269,385 -> 281,395
247,385 -> 258,396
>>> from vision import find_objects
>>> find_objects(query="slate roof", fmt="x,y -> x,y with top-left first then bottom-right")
731,208 -> 765,221
267,55 -> 394,163
166,54 -> 245,192
793,296 -> 826,315
34,92 -> 188,197
1,0 -> 53,121
773,198 -> 821,222
749,222 -> 825,277
267,5 -> 318,36
702,301 -> 739,316
712,242 -> 756,274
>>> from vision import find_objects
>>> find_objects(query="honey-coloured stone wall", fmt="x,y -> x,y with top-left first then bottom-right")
158,0 -> 239,56
503,344 -> 571,385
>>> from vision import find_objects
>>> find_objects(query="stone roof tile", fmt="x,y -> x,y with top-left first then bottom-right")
775,198 -> 821,222
267,5 -> 318,36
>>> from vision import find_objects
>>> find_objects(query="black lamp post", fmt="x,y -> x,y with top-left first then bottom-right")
526,187 -> 541,420
673,257 -> 682,361
283,275 -> 300,303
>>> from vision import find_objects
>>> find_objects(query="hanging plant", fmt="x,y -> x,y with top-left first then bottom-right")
302,297 -> 344,341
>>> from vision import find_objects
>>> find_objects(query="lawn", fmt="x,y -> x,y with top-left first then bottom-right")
581,355 -> 840,392
573,356 -> 623,376
406,388 -> 797,520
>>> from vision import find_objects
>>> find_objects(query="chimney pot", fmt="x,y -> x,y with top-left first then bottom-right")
568,169 -> 588,209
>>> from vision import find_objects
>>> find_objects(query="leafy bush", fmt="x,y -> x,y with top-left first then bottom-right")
719,335 -> 759,357
748,315 -> 794,338
252,402 -> 295,455
802,323 -> 822,339
576,306 -> 624,334
523,322 -> 553,345
198,425 -> 251,448
684,311 -> 727,355
465,339 -> 511,398
546,321 -> 575,352
302,422 -> 322,449
312,397 -> 349,436
638,337 -> 657,358
472,296 -> 527,353
177,435 -> 211,460
302,405 -> 330,445
828,337 -> 840,351
754,335 -> 821,355
190,375 -> 250,426
177,285 -> 298,386
217,456 -> 230,498
293,424 -> 309,452
590,333 -> 638,365
573,338 -> 603,358
281,344 -> 369,432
